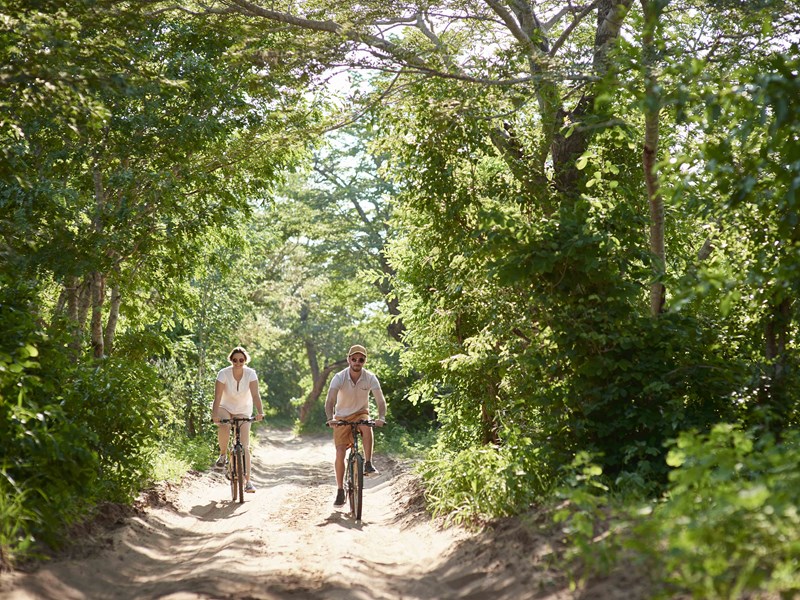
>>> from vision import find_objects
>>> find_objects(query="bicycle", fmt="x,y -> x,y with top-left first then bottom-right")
332,419 -> 375,521
217,416 -> 254,504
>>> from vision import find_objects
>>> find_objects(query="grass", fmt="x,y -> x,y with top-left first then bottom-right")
151,435 -> 215,482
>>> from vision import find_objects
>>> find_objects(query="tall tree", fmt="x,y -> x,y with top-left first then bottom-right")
1,2 -> 308,359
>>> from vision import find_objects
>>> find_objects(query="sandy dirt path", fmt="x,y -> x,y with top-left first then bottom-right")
2,427 -> 561,600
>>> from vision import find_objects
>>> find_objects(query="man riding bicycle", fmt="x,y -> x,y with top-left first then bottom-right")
325,344 -> 386,507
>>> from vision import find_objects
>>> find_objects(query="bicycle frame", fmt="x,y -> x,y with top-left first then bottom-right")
334,420 -> 374,521
219,417 -> 254,504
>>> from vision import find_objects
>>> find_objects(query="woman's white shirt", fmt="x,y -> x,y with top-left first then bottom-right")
217,366 -> 258,415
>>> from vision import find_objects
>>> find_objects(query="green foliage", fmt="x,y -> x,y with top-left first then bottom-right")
636,425 -> 800,598
377,365 -> 436,431
3,2 -> 800,591
420,441 -> 551,525
0,475 -> 35,569
681,49 -> 800,425
151,436 -> 216,482
0,279 -> 99,554
558,425 -> 800,598
552,453 -> 622,589
65,358 -> 167,502
374,2 -> 800,526
376,423 -> 437,459
0,274 -> 171,562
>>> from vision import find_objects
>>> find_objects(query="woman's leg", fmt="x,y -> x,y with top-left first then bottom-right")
216,408 -> 232,459
238,418 -> 253,479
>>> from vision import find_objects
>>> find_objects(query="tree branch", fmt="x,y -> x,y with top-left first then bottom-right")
550,0 -> 601,56
224,0 -> 431,68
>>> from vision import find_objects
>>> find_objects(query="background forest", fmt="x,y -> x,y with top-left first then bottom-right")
2,0 -> 800,596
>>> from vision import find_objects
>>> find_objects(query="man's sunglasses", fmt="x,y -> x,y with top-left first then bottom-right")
350,356 -> 365,364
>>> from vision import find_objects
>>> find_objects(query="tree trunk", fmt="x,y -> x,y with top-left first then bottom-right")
300,301 -> 319,382
104,285 -> 121,355
386,297 -> 405,342
90,163 -> 106,359
77,280 -> 92,331
641,0 -> 666,315
61,277 -> 79,353
550,0 -> 633,202
481,381 -> 501,445
299,359 -> 348,423
306,340 -> 320,381
65,277 -> 92,354
90,271 -> 105,359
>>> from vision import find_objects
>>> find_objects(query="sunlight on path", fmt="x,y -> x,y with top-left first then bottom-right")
0,427 -> 505,600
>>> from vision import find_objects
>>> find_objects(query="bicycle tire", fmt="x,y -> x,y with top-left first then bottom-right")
354,453 -> 364,521
228,450 -> 237,502
235,449 -> 245,503
346,452 -> 355,516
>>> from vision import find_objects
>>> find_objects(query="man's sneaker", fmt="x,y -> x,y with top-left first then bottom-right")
215,455 -> 227,468
365,461 -> 378,475
333,488 -> 346,506
245,481 -> 256,493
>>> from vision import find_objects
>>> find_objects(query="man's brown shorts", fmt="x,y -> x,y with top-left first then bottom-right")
333,412 -> 369,448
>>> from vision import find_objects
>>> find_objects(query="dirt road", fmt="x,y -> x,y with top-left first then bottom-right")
1,427 -> 581,600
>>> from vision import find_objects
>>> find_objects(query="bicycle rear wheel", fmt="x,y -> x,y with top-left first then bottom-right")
235,449 -> 245,503
353,453 -> 364,521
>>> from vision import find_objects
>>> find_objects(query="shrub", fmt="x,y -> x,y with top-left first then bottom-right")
65,357 -> 168,502
419,441 -> 551,525
634,424 -> 800,598
558,425 -> 800,598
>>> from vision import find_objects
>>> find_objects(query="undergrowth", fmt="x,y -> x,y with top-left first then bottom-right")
554,424 -> 800,598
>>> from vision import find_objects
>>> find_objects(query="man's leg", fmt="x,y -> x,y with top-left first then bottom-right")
333,445 -> 347,506
360,424 -> 374,462
335,446 -> 346,488
361,423 -> 379,474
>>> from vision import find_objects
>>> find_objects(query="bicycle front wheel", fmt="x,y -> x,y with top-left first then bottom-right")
353,453 -> 364,521
228,450 -> 237,502
235,449 -> 245,503
346,453 -> 355,516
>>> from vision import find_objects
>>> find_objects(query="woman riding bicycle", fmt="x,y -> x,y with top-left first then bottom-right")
325,344 -> 386,507
211,346 -> 264,493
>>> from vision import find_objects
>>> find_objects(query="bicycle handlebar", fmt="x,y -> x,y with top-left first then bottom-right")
330,419 -> 375,427
215,417 -> 256,424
